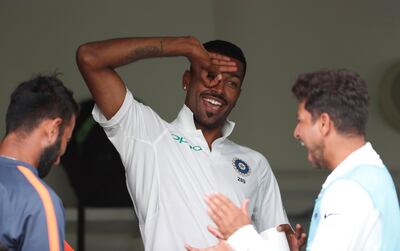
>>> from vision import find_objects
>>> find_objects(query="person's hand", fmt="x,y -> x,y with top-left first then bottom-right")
205,193 -> 251,239
185,240 -> 232,251
185,37 -> 237,87
277,224 -> 307,251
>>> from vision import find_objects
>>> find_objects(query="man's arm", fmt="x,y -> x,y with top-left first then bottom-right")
202,193 -> 306,251
76,36 -> 236,119
185,241 -> 232,251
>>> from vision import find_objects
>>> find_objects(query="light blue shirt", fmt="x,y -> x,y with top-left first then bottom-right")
307,143 -> 400,250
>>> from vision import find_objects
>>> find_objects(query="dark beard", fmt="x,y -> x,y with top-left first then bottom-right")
311,142 -> 327,169
206,111 -> 214,118
37,134 -> 62,178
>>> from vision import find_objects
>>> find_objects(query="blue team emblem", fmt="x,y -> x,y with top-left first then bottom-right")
232,158 -> 251,177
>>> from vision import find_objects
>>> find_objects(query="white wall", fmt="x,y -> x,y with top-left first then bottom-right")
215,0 -> 400,171
0,0 -> 216,205
0,0 -> 216,131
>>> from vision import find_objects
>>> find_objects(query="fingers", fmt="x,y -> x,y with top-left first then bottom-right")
185,244 -> 199,251
204,52 -> 238,87
207,225 -> 225,240
277,224 -> 294,234
294,224 -> 305,239
208,52 -> 232,61
209,59 -> 237,73
210,58 -> 236,66
208,63 -> 237,76
294,224 -> 307,246
198,52 -> 238,87
284,223 -> 307,251
288,232 -> 307,250
205,193 -> 237,217
208,52 -> 238,70
206,203 -> 229,230
205,193 -> 250,228
299,232 -> 307,246
205,72 -> 222,88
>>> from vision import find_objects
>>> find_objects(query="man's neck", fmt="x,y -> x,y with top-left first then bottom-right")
0,133 -> 40,167
194,123 -> 224,150
203,129 -> 223,150
325,135 -> 366,170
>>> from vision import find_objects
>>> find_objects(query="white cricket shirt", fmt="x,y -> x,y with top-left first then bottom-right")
92,90 -> 288,251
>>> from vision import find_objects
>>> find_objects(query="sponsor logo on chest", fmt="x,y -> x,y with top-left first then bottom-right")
171,133 -> 203,151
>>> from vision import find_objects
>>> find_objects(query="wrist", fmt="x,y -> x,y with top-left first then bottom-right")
160,36 -> 194,57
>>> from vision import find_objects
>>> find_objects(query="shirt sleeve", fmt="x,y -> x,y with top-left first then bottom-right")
92,89 -> 165,223
310,180 -> 380,251
251,156 -> 289,232
228,225 -> 289,251
92,89 -> 166,163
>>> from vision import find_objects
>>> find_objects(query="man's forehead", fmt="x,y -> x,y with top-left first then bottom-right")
297,101 -> 307,116
222,71 -> 242,79
224,57 -> 245,79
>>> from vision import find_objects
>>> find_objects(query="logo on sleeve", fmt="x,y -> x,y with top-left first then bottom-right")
232,158 -> 251,177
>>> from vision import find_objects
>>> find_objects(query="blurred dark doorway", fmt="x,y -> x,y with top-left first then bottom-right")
61,100 -> 133,251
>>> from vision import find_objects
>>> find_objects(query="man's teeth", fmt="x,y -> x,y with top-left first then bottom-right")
204,98 -> 222,106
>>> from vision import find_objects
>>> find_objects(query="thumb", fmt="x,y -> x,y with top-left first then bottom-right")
184,244 -> 197,251
208,225 -> 224,240
241,198 -> 250,217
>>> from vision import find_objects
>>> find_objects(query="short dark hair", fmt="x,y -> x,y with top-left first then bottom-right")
292,69 -> 369,136
5,74 -> 79,135
203,40 -> 247,79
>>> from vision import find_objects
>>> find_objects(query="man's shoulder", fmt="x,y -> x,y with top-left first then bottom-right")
0,165 -> 61,206
223,139 -> 269,163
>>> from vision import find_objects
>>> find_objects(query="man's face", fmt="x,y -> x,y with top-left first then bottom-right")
184,57 -> 244,130
38,116 -> 75,178
293,101 -> 327,169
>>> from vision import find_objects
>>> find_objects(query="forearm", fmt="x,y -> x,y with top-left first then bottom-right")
76,36 -> 197,70
76,36 -> 199,119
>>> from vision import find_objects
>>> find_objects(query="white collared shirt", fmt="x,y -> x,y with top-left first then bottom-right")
309,142 -> 383,251
92,90 -> 288,251
227,143 -> 387,251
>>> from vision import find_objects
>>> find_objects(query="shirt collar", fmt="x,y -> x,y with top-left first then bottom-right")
0,156 -> 39,176
171,105 -> 235,139
322,142 -> 384,188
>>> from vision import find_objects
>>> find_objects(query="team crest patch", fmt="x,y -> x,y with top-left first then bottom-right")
232,158 -> 251,177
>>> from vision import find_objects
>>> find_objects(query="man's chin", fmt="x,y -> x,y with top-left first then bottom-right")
206,110 -> 219,118
201,118 -> 225,130
37,155 -> 59,178
310,162 -> 323,169
195,113 -> 223,128
308,154 -> 321,169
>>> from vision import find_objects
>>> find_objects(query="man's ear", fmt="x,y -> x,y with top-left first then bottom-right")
319,113 -> 332,135
45,118 -> 63,144
182,70 -> 191,91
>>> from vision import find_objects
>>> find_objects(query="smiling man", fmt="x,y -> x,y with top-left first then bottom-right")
292,69 -> 400,250
76,36 -> 288,250
186,69 -> 400,251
